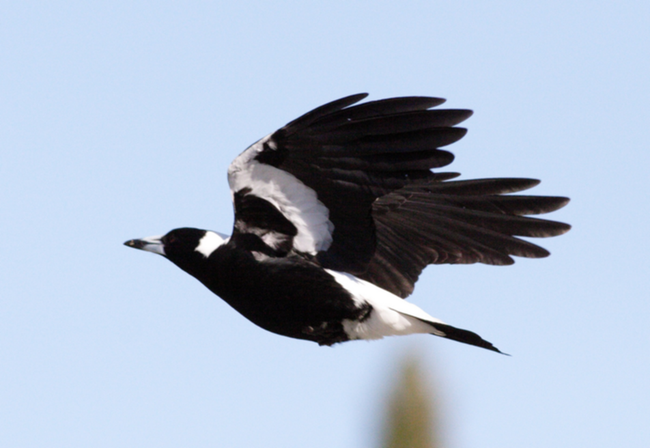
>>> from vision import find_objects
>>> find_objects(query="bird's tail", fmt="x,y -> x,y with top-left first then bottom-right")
420,318 -> 507,354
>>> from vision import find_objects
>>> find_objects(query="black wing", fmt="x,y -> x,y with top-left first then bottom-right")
227,94 -> 570,296
365,178 -> 570,297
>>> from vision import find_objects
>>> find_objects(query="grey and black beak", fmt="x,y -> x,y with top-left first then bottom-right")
124,235 -> 166,256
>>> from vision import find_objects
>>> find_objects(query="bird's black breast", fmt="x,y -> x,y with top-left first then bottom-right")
192,241 -> 368,345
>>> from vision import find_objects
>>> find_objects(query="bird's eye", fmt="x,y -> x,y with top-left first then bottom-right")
165,234 -> 177,245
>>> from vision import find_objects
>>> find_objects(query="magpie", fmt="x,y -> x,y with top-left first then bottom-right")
125,94 -> 570,353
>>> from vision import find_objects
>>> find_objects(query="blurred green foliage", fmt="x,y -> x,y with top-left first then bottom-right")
381,355 -> 441,448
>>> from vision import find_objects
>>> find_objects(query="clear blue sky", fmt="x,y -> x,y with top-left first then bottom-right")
2,2 -> 649,447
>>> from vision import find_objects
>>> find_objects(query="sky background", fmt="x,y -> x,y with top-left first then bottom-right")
2,1 -> 649,447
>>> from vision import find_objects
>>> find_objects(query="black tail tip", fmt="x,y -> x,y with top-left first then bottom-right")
430,322 -> 509,355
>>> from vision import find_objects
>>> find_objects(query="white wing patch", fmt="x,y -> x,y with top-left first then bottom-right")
194,231 -> 228,258
325,270 -> 447,340
228,134 -> 334,254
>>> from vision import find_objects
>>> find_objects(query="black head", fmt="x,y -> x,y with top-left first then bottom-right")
125,227 -> 228,273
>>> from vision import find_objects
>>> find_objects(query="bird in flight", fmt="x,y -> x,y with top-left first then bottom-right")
125,94 -> 570,353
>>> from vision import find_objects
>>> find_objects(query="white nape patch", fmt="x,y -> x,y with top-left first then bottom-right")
228,134 -> 334,254
325,270 -> 447,341
194,231 -> 228,258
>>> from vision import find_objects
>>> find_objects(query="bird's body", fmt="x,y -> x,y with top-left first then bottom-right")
180,230 -> 367,346
126,94 -> 570,353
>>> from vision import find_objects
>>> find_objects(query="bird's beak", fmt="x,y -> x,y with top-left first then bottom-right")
124,235 -> 166,256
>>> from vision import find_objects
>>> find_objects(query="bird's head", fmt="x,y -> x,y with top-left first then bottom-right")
125,228 -> 228,273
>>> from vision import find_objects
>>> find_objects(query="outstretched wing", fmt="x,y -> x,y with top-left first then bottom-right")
227,94 -> 570,296
227,94 -> 467,265
364,178 -> 570,297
